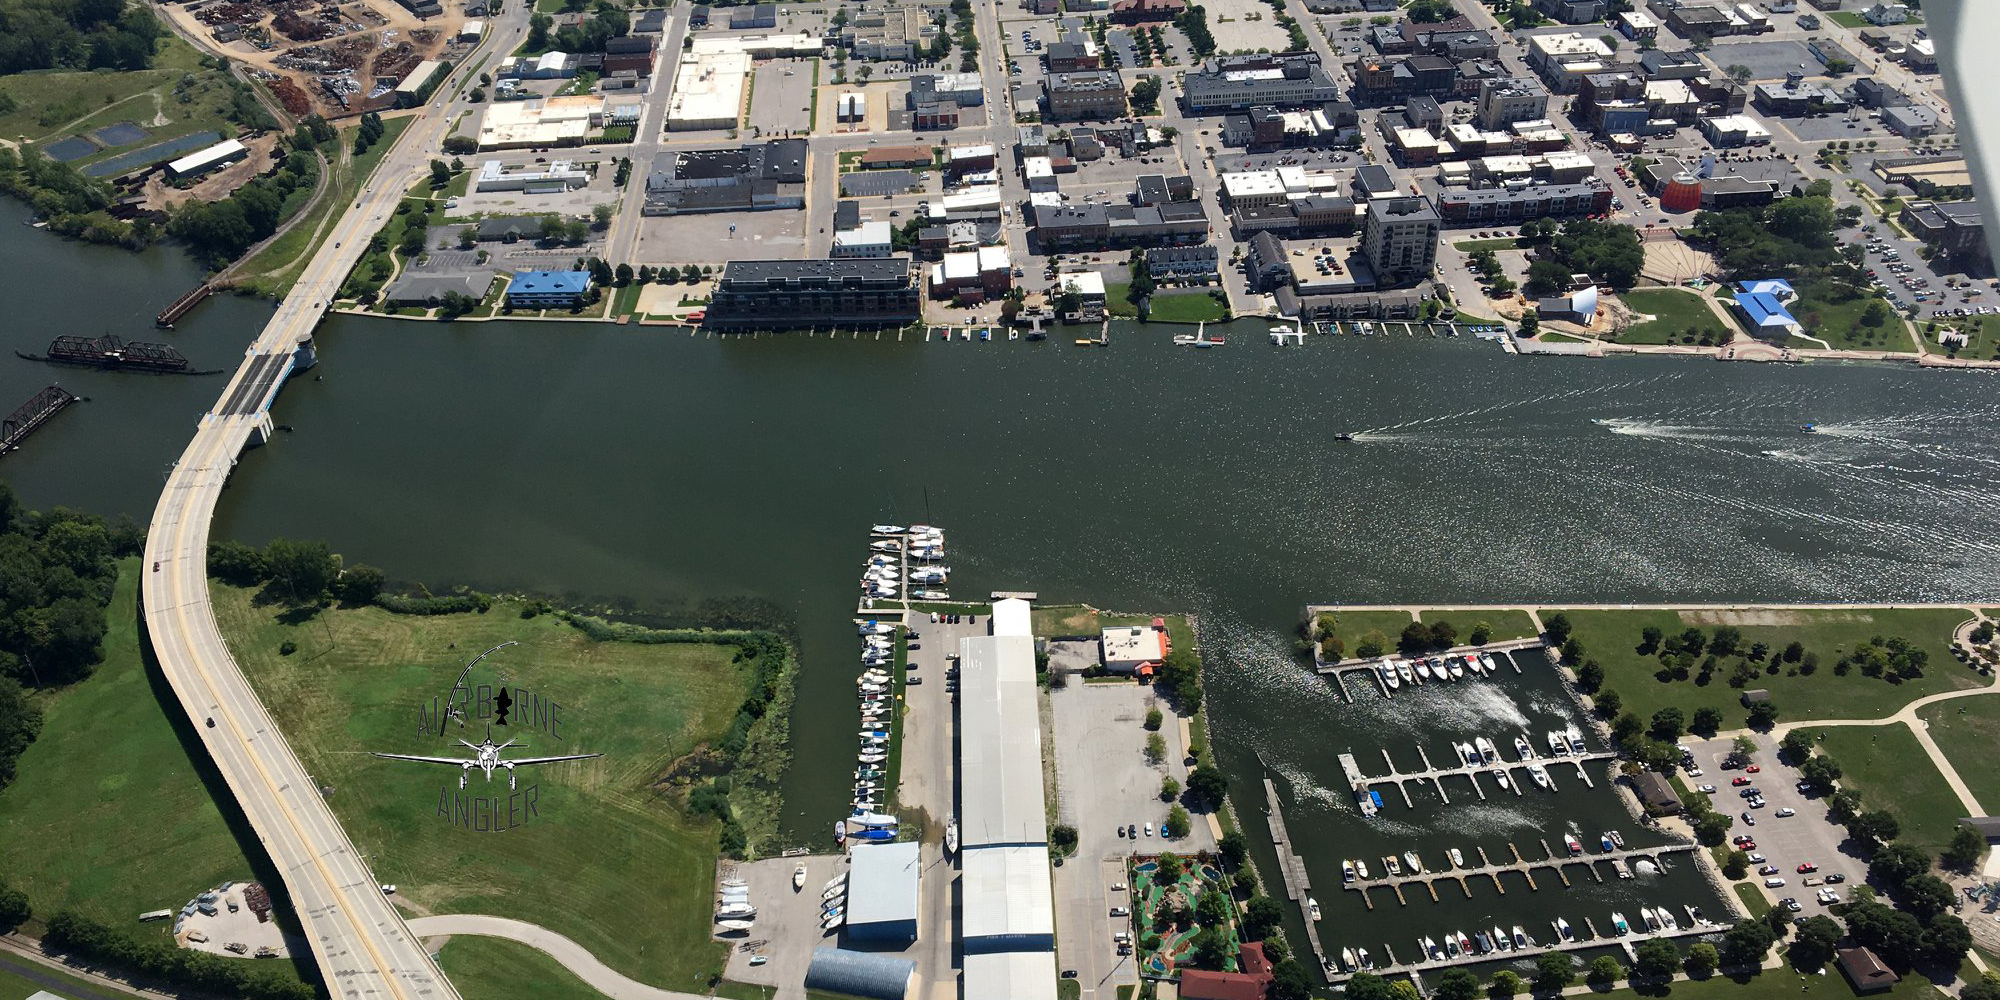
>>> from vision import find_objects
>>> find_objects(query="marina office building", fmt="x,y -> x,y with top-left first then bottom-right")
958,599 -> 1057,1000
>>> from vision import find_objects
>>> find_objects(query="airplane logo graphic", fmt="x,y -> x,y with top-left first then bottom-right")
373,727 -> 601,791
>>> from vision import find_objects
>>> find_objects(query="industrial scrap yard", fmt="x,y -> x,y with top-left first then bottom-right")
160,0 -> 465,116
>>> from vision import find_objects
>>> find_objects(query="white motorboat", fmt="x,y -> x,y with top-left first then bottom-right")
1379,664 -> 1400,690
1449,659 -> 1465,680
1341,947 -> 1358,970
1548,730 -> 1569,756
858,622 -> 895,636
1384,855 -> 1402,877
1403,851 -> 1423,874
913,589 -> 950,600
910,570 -> 948,585
1641,908 -> 1661,931
1609,830 -> 1625,849
720,878 -> 747,889
858,753 -> 887,764
1565,833 -> 1583,855
1415,660 -> 1432,680
1566,726 -> 1586,753
1397,660 -> 1414,683
1445,935 -> 1461,958
716,919 -> 755,932
1480,653 -> 1498,674
1355,860 -> 1370,880
1555,917 -> 1574,941
825,873 -> 847,889
1492,925 -> 1509,952
1684,904 -> 1705,927
1458,931 -> 1474,955
1656,906 -> 1679,931
1512,925 -> 1529,949
823,882 -> 847,899
1456,741 -> 1479,766
1307,897 -> 1323,921
1356,947 -> 1372,970
1342,860 -> 1357,883
820,912 -> 844,930
1475,737 -> 1497,763
849,811 -> 898,828
716,904 -> 755,919
1611,912 -> 1630,935
1528,763 -> 1552,790
793,864 -> 808,891
1447,847 -> 1464,868
1492,767 -> 1511,789
870,540 -> 900,552
1424,936 -> 1442,960
871,525 -> 906,535
1514,735 -> 1534,759
945,819 -> 959,855
908,524 -> 936,534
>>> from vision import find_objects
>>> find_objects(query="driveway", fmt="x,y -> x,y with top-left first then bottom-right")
1685,734 -> 1864,916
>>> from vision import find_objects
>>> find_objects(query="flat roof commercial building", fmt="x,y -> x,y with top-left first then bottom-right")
668,51 -> 751,130
958,599 -> 1056,1000
475,158 -> 589,192
394,59 -> 449,108
845,841 -> 920,942
477,96 -> 603,149
166,138 -> 248,178
705,258 -> 922,328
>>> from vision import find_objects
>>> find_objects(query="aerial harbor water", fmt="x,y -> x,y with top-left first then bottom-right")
12,219 -> 2000,981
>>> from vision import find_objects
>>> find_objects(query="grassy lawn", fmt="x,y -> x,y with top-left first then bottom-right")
1145,290 -> 1230,323
0,953 -> 158,1000
1596,964 -> 1945,1000
1418,609 -> 1539,642
436,935 -> 608,1000
1550,607 -> 1981,729
1452,238 -> 1524,253
1794,725 -> 1964,856
1306,609 -> 1418,658
1618,288 -> 1729,346
212,582 -> 750,992
0,36 -> 239,160
1105,281 -> 1140,318
1916,694 -> 2000,813
237,117 -> 415,297
1918,313 -> 2000,362
1789,280 -> 1914,352
1032,605 -> 1196,662
1828,9 -> 1920,27
1733,882 -> 1770,916
611,281 -> 644,318
0,560 -> 300,965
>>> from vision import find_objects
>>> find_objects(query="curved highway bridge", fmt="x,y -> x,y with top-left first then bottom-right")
138,13 -> 529,1000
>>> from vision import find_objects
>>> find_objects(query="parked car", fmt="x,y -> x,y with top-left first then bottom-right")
1764,877 -> 1787,888
1825,873 -> 1846,884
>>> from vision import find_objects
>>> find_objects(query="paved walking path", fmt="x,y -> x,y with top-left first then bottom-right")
408,915 -> 710,1000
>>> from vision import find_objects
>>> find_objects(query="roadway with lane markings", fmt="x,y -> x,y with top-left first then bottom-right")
137,10 -> 533,1000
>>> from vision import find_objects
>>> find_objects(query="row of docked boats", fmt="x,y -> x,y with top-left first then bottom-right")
1331,906 -> 1708,972
716,875 -> 755,931
1370,652 -> 1501,691
862,525 -> 950,600
1450,735 -> 1553,791
854,613 -> 895,821
819,871 -> 850,931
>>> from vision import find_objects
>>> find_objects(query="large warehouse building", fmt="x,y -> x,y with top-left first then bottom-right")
845,841 -> 920,943
668,50 -> 751,131
958,599 -> 1057,1000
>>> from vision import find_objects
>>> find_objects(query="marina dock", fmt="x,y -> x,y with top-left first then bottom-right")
1342,741 -> 1617,816
1343,843 -> 1699,909
1325,924 -> 1721,983
1263,775 -> 1331,975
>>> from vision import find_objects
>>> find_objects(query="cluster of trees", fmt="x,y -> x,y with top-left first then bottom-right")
1521,218 -> 1645,293
1688,188 -> 1847,279
1405,0 -> 1455,21
526,3 -> 630,54
169,138 -> 321,266
350,110 -> 387,156
0,0 -> 164,74
1129,75 -> 1162,115
1173,5 -> 1215,58
947,0 -> 977,72
44,910 -> 315,1000
1154,645 -> 1202,710
0,146 -> 151,249
1469,248 -> 1512,297
208,537 -> 382,608
1611,622 -> 1928,702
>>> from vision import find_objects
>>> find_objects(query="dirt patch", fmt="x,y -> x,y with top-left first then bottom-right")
137,133 -> 282,212
1678,609 -> 1877,627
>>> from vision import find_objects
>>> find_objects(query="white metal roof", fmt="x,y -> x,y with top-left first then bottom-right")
847,841 -> 920,928
957,632 -> 1046,847
960,844 -> 1054,940
992,597 -> 1031,637
964,952 -> 1058,1000
166,138 -> 247,176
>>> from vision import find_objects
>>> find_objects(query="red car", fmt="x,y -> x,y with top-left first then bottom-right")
1732,776 -> 1752,786
1746,765 -> 1761,773
1797,862 -> 1819,873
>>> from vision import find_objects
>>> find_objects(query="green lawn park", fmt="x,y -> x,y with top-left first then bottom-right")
1786,280 -> 1914,352
1617,288 -> 1728,346
1916,693 -> 2000,813
212,580 -> 755,992
1596,962 -> 1946,1000
436,935 -> 609,1000
1792,725 -> 1965,857
1549,607 -> 1981,729
1145,290 -> 1231,324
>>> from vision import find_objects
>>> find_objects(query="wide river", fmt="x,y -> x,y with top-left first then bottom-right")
12,210 -> 2000,980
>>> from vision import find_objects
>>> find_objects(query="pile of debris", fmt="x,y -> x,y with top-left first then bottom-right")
267,74 -> 314,114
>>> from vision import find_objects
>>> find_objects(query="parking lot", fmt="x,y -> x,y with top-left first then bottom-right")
749,59 -> 820,137
1687,733 -> 1863,917
633,206 -> 810,263
1705,39 -> 1820,83
1049,680 -> 1212,998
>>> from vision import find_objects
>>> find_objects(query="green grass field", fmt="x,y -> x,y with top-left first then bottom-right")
1416,609 -> 1539,643
1451,238 -> 1524,253
1618,288 -> 1728,346
435,934 -> 609,1000
1794,725 -> 1965,857
212,582 -> 748,991
0,560 -> 300,960
1597,963 -> 1943,1000
1145,290 -> 1230,323
0,952 -> 158,1000
1919,313 -> 2000,362
1789,280 -> 1914,352
1306,609 -> 1418,659
1916,694 -> 2000,813
1827,9 -> 1920,27
1550,607 -> 1980,729
238,117 -> 415,297
1733,882 -> 1769,916
0,36 -> 237,159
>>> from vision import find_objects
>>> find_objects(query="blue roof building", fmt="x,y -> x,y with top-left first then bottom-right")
1736,278 -> 1795,299
507,269 -> 594,308
1733,287 -> 1799,333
